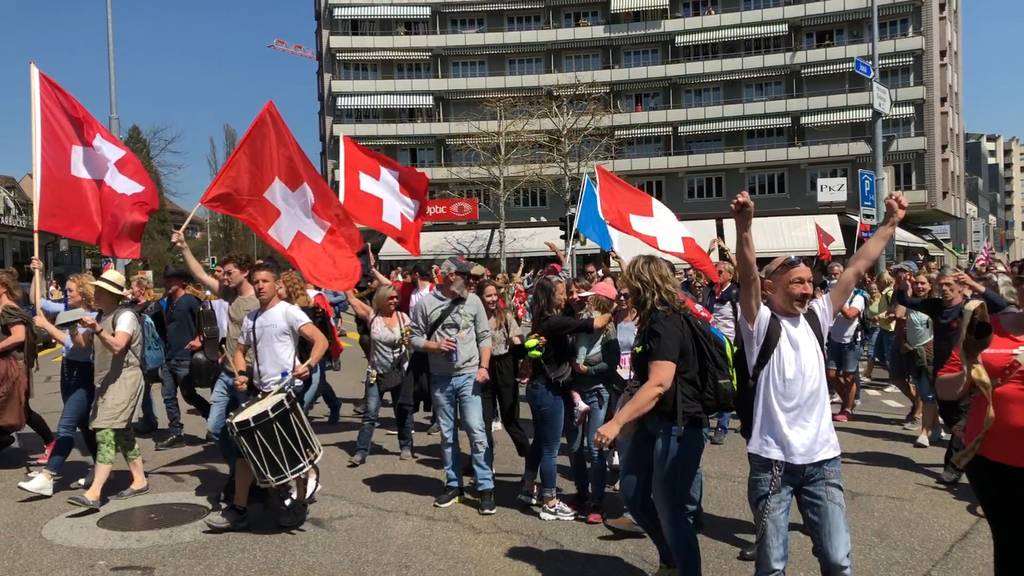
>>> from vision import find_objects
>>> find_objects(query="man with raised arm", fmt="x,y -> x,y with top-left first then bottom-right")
732,190 -> 906,575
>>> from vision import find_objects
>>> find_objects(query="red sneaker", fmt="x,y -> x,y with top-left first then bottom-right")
33,440 -> 56,465
585,504 -> 603,525
831,410 -> 851,423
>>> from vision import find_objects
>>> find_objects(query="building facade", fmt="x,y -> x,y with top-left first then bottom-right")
964,134 -> 1024,262
314,0 -> 964,261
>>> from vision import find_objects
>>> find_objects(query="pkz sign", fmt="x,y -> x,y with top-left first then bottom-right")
816,177 -> 848,203
0,185 -> 30,229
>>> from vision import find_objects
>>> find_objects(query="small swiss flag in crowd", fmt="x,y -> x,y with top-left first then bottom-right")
31,64 -> 159,258
201,102 -> 363,290
339,136 -> 429,256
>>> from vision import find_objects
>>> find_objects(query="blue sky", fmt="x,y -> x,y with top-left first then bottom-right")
0,1 -> 1019,209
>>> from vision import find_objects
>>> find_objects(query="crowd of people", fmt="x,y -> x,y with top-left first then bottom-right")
0,191 -> 1021,575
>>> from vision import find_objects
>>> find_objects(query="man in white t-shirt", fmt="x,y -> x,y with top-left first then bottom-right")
731,190 -> 906,575
206,263 -> 328,533
827,289 -> 866,423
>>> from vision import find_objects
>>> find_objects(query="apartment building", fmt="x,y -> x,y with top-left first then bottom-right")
965,134 -> 1024,261
314,0 -> 964,262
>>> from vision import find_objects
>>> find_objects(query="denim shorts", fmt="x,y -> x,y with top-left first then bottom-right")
827,339 -> 861,374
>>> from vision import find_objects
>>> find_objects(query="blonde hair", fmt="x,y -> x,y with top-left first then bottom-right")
372,284 -> 398,315
623,255 -> 686,326
69,273 -> 96,310
875,270 -> 894,292
0,268 -> 21,301
280,270 -> 312,307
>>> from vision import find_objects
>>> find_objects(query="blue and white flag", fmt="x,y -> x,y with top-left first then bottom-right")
575,174 -> 616,251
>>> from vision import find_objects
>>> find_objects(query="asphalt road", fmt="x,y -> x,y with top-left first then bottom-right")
0,322 -> 994,576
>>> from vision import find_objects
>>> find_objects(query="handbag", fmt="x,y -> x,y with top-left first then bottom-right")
374,313 -> 409,393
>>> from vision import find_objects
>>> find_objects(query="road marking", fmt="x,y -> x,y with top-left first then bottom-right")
864,389 -> 881,396
881,399 -> 905,408
38,346 -> 60,357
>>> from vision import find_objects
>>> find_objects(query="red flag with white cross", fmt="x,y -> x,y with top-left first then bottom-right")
596,165 -> 719,284
815,223 -> 836,263
200,102 -> 363,290
338,136 -> 429,256
31,64 -> 159,258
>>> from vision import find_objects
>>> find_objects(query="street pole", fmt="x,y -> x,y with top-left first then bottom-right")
104,0 -> 120,137
871,0 -> 888,272
206,208 -> 212,264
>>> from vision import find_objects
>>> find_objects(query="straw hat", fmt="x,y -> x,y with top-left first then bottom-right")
92,269 -> 128,297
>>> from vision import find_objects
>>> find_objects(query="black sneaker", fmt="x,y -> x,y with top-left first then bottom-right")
738,543 -> 757,562
426,422 -> 441,435
156,433 -> 186,451
206,506 -> 249,532
433,487 -> 462,508
278,500 -> 308,529
937,468 -> 963,485
478,489 -> 496,515
711,429 -> 727,445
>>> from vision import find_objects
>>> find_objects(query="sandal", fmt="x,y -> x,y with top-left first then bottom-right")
67,494 -> 101,510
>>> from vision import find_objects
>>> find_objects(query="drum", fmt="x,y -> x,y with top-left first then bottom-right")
227,390 -> 322,487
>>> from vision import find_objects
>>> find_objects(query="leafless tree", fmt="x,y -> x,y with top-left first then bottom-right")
143,125 -> 186,197
448,96 -> 543,272
205,124 -> 251,258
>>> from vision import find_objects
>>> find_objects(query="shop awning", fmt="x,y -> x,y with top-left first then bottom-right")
844,215 -> 943,255
801,103 -> 915,127
610,0 -> 669,14
378,226 -> 601,261
335,94 -> 434,109
335,50 -> 432,61
610,220 -> 719,269
332,5 -> 431,19
613,125 -> 674,138
678,114 -> 791,136
676,23 -> 789,46
437,1 -> 544,12
722,214 -> 845,258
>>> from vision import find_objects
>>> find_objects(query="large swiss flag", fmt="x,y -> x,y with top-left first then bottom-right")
596,165 -> 719,284
201,102 -> 363,290
339,136 -> 428,255
31,64 -> 159,258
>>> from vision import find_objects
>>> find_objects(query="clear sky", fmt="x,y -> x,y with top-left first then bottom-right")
0,1 -> 1019,210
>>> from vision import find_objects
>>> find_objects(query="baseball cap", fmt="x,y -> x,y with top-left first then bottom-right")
577,281 -> 617,301
544,263 -> 563,277
440,257 -> 474,276
892,260 -> 919,274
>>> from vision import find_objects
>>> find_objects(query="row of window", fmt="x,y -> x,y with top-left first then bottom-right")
444,163 -> 917,207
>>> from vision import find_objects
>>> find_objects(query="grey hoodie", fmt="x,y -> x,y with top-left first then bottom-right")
411,290 -> 491,376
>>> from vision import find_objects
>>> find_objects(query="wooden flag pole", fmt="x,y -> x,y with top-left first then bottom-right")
29,62 -> 42,306
177,203 -> 202,236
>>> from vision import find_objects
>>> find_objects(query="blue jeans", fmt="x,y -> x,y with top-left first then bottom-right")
356,380 -> 413,455
621,415 -> 705,574
523,380 -> 566,500
206,371 -> 251,474
873,329 -> 894,368
826,340 -> 860,374
747,453 -> 852,576
301,366 -> 322,414
46,359 -> 96,475
161,356 -> 211,434
432,372 -> 494,491
715,411 -> 731,433
565,386 -> 609,504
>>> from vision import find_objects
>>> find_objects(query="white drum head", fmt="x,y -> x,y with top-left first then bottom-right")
233,393 -> 288,421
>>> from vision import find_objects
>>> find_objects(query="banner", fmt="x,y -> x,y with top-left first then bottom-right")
423,198 -> 479,222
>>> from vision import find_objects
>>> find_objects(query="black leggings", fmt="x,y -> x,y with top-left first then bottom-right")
481,353 -> 530,458
966,455 -> 1024,575
938,398 -> 969,471
26,401 -> 55,445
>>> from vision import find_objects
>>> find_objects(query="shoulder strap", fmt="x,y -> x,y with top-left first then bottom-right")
426,298 -> 463,340
750,314 -> 783,388
804,307 -> 826,358
250,310 -> 262,384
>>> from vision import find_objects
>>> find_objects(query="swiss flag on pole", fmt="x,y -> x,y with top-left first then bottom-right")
31,64 -> 159,258
596,165 -> 719,284
339,136 -> 428,255
815,223 -> 836,262
201,102 -> 363,290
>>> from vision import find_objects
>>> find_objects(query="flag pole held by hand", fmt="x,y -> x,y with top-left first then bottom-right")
170,203 -> 202,249
29,62 -> 42,306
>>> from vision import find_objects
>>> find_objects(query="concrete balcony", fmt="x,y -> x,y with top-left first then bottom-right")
328,35 -> 924,94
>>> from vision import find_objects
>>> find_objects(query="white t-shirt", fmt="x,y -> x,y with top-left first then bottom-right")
409,283 -> 433,315
239,301 -> 312,391
739,296 -> 841,465
828,292 -> 866,344
113,310 -> 139,336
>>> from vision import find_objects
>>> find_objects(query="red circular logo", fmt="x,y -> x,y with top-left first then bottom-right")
450,201 -> 473,217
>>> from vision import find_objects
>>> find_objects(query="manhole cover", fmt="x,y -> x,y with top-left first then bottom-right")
96,503 -> 209,532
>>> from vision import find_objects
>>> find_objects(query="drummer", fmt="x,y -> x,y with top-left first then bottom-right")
205,263 -> 328,532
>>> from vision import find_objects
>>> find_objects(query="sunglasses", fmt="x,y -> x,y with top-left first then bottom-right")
618,292 -> 630,299
763,256 -> 803,279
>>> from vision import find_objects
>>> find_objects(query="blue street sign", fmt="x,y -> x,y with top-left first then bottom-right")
859,169 -> 877,225
853,56 -> 874,79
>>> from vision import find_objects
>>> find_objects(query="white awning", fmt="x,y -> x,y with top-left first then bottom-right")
801,9 -> 869,27
610,0 -> 669,14
880,53 -> 916,68
378,226 -> 601,261
445,88 -> 544,100
438,1 -> 544,12
678,115 -> 791,136
335,50 -> 432,61
611,221 -> 719,268
353,137 -> 436,146
690,67 -> 791,84
801,104 -> 915,127
845,215 -> 943,254
722,214 -> 845,258
614,125 -> 673,138
332,5 -> 431,19
335,94 -> 434,109
801,60 -> 853,77
676,23 -> 789,46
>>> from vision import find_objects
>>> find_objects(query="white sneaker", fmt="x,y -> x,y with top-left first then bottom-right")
884,385 -> 899,393
17,473 -> 54,497
539,500 -> 576,521
930,428 -> 950,443
491,420 -> 503,432
914,434 -> 930,448
830,393 -> 841,404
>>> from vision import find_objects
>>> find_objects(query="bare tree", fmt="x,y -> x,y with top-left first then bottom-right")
206,124 -> 247,258
535,84 -> 615,255
449,96 -> 543,272
144,125 -> 185,196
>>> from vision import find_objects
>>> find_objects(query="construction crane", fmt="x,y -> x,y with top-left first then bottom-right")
267,38 -> 315,60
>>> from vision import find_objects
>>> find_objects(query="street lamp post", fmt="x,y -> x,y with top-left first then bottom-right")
104,0 -> 120,137
871,0 -> 889,272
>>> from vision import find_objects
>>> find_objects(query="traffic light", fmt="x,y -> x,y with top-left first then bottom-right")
558,216 -> 570,242
209,256 -> 218,270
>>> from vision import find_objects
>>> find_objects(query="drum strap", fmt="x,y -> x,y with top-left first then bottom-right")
251,309 -> 263,385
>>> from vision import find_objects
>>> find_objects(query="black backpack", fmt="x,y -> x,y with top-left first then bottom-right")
678,311 -> 737,419
734,307 -> 826,440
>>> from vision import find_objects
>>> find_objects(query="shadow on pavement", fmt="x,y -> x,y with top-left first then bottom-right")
506,546 -> 647,576
842,450 -> 941,480
362,473 -> 438,497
